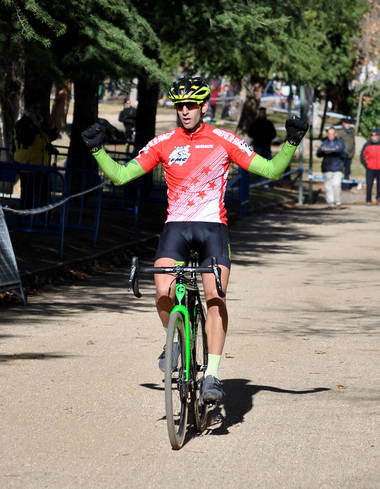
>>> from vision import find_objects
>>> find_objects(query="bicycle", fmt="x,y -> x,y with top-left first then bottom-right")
129,252 -> 225,449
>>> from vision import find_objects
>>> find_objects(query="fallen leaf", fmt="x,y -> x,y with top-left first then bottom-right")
315,350 -> 326,355
87,340 -> 95,345
337,384 -> 345,389
224,353 -> 234,359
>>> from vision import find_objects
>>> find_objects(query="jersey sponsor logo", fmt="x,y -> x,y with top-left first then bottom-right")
168,145 -> 191,166
237,140 -> 254,156
212,128 -> 253,156
139,130 -> 175,155
195,144 -> 214,149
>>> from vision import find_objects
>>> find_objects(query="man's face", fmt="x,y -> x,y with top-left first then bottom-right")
327,129 -> 336,140
175,101 -> 208,132
258,109 -> 266,118
371,132 -> 379,142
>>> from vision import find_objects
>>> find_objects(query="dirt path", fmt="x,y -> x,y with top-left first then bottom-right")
1,203 -> 379,489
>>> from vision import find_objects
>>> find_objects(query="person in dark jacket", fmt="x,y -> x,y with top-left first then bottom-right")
360,128 -> 380,205
337,118 -> 355,190
317,127 -> 347,209
118,99 -> 136,140
248,107 -> 277,159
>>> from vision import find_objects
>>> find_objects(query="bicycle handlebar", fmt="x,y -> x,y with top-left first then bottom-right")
129,256 -> 225,299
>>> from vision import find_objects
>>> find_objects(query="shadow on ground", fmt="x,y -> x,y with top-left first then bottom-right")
141,378 -> 330,448
1,205 -> 379,340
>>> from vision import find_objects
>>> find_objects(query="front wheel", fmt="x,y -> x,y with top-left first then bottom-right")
192,303 -> 208,432
165,311 -> 188,449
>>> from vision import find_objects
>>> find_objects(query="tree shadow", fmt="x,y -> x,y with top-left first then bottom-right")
0,352 -> 75,363
1,205 -> 377,340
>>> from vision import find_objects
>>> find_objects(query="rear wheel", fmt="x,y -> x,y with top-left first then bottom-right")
192,303 -> 208,432
165,311 -> 188,449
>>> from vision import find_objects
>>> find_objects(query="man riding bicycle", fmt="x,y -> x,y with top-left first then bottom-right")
82,76 -> 308,402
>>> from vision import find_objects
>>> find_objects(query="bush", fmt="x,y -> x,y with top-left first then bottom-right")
352,82 -> 380,139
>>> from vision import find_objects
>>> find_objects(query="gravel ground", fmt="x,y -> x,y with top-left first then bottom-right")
1,202 -> 379,489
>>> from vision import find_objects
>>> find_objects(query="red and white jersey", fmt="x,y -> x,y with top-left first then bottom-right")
135,123 -> 255,224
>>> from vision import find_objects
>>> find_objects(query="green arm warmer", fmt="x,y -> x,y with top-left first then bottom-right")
247,141 -> 297,180
92,148 -> 146,185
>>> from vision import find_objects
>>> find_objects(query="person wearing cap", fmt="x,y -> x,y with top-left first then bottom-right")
317,127 -> 347,209
360,128 -> 380,205
81,76 -> 309,402
337,118 -> 355,190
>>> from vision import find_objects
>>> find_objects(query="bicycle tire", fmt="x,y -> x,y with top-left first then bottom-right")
192,303 -> 208,432
165,310 -> 188,449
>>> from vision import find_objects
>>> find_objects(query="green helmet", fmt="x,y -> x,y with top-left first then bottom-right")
168,76 -> 210,104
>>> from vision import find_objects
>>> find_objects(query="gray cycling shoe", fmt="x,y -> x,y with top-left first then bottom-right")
158,342 -> 180,372
201,375 -> 224,402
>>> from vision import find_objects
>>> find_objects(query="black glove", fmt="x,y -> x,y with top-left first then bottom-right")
81,121 -> 106,153
285,116 -> 309,146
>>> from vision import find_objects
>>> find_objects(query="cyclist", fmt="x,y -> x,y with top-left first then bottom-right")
82,76 -> 308,402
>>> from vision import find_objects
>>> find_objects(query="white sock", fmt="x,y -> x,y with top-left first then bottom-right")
205,354 -> 221,378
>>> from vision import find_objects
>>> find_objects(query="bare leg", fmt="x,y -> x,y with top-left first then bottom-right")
202,265 -> 230,355
155,258 -> 230,356
154,257 -> 176,328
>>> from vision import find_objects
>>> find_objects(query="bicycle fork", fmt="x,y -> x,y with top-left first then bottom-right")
170,282 -> 192,381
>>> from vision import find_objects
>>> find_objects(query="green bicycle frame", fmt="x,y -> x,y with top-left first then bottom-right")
170,282 -> 191,381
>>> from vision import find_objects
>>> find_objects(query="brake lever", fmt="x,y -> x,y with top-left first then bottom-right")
129,256 -> 142,298
211,257 -> 225,298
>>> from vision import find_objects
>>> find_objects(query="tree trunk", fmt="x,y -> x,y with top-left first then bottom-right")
135,75 -> 159,151
134,75 -> 159,198
319,97 -> 329,140
237,76 -> 264,138
24,61 -> 52,122
0,60 -> 23,153
67,77 -> 98,172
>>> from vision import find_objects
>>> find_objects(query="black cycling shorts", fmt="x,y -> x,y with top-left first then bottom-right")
155,222 -> 231,269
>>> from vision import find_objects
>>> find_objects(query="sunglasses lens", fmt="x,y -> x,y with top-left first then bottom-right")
176,102 -> 199,110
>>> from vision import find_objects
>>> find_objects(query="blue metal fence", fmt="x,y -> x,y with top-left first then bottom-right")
0,159 -> 102,257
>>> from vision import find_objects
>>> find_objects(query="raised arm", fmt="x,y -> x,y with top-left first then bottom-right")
247,116 -> 308,180
81,121 -> 146,185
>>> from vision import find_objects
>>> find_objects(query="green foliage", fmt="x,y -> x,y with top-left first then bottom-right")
155,0 -> 368,93
51,0 -> 167,83
0,0 -> 65,47
0,0 -> 170,86
352,82 -> 380,138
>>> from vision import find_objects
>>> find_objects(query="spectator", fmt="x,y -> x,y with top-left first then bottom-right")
13,100 -> 58,209
337,118 -> 355,190
360,128 -> 380,205
248,107 -> 277,159
317,127 -> 346,209
221,84 -> 233,120
118,99 -> 137,141
209,82 -> 220,121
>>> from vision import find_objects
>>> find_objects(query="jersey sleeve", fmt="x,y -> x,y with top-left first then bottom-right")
134,137 -> 162,172
92,149 -> 146,185
247,141 -> 297,180
211,128 -> 254,170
